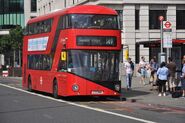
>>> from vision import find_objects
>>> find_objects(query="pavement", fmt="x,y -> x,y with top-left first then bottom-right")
1,76 -> 185,109
121,75 -> 185,109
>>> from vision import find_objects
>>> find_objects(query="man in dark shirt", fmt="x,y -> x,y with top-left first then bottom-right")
166,57 -> 176,92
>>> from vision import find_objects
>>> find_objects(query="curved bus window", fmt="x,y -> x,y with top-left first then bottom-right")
65,50 -> 120,82
69,14 -> 118,29
26,18 -> 53,35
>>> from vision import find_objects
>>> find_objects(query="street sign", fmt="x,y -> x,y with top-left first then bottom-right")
163,21 -> 172,29
163,32 -> 172,48
163,21 -> 172,48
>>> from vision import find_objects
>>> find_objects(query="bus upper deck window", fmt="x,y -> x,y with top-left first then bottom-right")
23,26 -> 29,36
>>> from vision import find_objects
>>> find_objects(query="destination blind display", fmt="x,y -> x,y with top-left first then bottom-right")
77,36 -> 116,46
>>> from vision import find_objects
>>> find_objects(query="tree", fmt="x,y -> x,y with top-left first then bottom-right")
0,26 -> 23,67
0,26 -> 23,52
9,26 -> 23,51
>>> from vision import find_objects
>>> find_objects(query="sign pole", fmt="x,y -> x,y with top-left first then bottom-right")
159,16 -> 165,63
160,17 -> 163,54
167,48 -> 169,61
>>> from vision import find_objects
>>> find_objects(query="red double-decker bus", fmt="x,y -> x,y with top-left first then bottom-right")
22,5 -> 121,98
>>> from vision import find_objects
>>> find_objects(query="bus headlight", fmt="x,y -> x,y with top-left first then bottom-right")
115,84 -> 120,91
72,84 -> 79,92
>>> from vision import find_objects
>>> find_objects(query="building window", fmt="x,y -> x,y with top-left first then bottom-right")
149,10 -> 166,29
49,2 -> 51,12
0,0 -> 24,28
43,5 -> 45,14
135,10 -> 139,30
0,0 -> 24,13
31,0 -> 37,12
176,10 -> 185,29
64,0 -> 66,8
38,9 -> 40,15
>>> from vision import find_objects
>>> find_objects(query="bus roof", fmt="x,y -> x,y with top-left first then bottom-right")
28,5 -> 118,24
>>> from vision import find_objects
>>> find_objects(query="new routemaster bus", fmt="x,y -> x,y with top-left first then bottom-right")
22,5 -> 122,98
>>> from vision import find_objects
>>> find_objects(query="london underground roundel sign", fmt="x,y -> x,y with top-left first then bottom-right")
163,21 -> 172,29
164,21 -> 171,29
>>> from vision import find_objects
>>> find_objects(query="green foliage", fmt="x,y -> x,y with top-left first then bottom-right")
0,35 -> 11,53
9,26 -> 23,50
0,26 -> 23,53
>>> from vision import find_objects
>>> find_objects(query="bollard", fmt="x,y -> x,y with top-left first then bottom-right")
2,70 -> 8,77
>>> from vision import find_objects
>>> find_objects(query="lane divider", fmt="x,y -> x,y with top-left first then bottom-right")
0,83 -> 156,123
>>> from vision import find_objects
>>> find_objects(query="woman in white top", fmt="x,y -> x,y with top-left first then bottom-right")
139,56 -> 147,85
125,58 -> 134,90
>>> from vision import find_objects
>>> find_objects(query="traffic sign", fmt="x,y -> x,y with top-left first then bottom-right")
163,21 -> 172,29
162,21 -> 172,48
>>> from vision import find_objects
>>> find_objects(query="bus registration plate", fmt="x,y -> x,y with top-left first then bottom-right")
91,90 -> 104,95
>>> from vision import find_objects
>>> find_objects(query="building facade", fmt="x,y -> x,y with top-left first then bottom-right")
37,0 -> 66,15
37,0 -> 82,15
37,0 -> 185,64
0,0 -> 37,35
0,0 -> 37,68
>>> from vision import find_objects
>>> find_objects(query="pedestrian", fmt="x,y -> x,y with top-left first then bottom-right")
149,57 -> 158,86
138,56 -> 147,85
124,58 -> 134,90
130,59 -> 135,76
157,62 -> 169,96
181,55 -> 185,97
166,57 -> 176,93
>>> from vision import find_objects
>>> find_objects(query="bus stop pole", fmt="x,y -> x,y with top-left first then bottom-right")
160,19 -> 163,54
159,16 -> 165,63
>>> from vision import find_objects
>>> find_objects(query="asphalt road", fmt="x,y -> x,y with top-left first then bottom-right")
0,77 -> 185,123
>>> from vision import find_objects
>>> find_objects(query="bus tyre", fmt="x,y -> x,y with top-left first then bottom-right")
53,80 -> 59,99
28,76 -> 32,92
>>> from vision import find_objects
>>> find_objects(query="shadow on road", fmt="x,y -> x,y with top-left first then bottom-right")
29,88 -> 151,102
31,90 -> 121,102
121,88 -> 151,98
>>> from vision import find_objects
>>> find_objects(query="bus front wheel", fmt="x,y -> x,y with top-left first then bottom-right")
53,80 -> 59,99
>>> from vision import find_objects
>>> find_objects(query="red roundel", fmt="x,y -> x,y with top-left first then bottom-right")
164,21 -> 171,28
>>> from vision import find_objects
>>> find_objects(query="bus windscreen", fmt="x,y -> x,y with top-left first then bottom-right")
66,50 -> 119,82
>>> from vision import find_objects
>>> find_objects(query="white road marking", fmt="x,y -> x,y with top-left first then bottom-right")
0,83 -> 156,123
